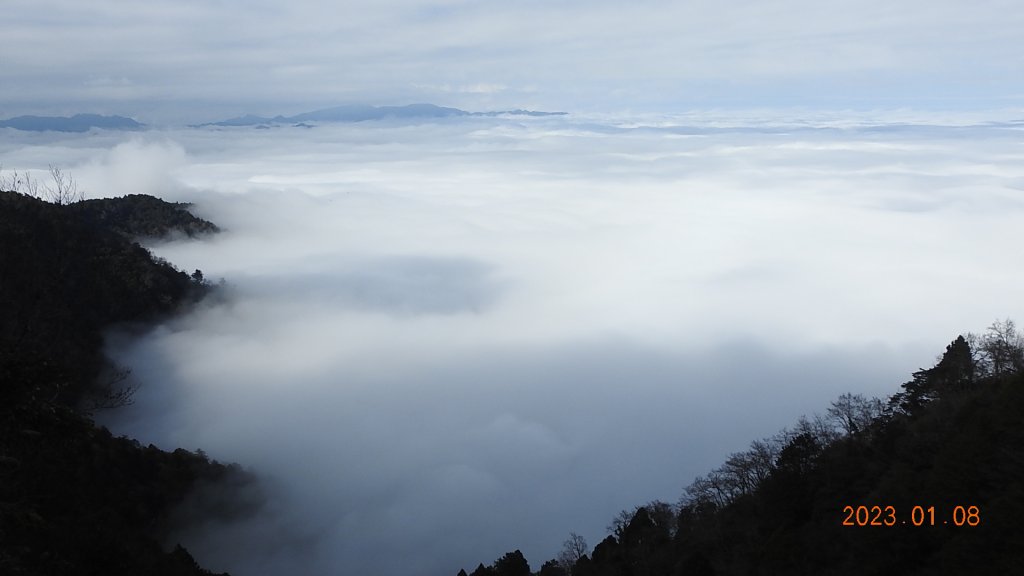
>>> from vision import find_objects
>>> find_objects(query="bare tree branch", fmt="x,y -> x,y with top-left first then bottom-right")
45,164 -> 84,205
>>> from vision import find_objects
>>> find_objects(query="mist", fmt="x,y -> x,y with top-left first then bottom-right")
6,111 -> 1024,574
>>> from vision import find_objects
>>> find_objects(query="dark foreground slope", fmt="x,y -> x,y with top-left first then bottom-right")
0,191 -> 248,575
464,331 -> 1024,576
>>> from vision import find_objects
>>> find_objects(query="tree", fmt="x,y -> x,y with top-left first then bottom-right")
826,393 -> 884,436
493,550 -> 530,576
558,532 -> 589,571
589,536 -> 623,574
45,164 -> 83,205
84,364 -> 137,411
897,335 -> 979,414
571,555 -> 594,576
619,506 -> 674,576
539,559 -> 567,576
682,438 -> 782,511
608,508 -> 634,540
0,167 -> 42,198
976,319 -> 1024,377
643,501 -> 677,540
0,165 -> 83,204
931,335 -> 976,390
774,430 -> 822,476
469,563 -> 493,576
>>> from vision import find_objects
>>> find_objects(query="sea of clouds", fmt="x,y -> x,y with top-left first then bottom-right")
3,111 -> 1023,575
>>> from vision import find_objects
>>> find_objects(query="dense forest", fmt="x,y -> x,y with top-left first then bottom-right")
461,325 -> 1024,575
0,189 -> 250,575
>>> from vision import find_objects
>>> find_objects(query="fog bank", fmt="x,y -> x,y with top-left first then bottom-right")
6,112 -> 1023,574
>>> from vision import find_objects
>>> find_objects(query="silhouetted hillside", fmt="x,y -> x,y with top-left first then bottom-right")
0,192 -> 214,407
70,194 -> 220,240
200,103 -> 567,127
0,190 -> 250,575
464,326 -> 1024,576
0,114 -> 143,132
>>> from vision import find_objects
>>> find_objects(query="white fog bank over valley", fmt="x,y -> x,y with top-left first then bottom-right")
3,111 -> 1023,575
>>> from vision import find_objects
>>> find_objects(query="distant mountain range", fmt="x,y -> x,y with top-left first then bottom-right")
0,113 -> 143,132
198,103 -> 568,127
0,104 -> 566,132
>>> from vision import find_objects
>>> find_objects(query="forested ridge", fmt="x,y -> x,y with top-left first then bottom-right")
0,190 -> 249,575
462,328 -> 1024,576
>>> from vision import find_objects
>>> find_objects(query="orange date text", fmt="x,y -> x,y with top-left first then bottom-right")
841,505 -> 980,527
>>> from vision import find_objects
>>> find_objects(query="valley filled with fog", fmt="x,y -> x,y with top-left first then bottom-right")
4,111 -> 1022,575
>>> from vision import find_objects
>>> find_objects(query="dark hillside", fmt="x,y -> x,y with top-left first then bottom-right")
70,194 -> 220,240
464,328 -> 1024,576
0,191 -> 249,575
0,192 -> 212,407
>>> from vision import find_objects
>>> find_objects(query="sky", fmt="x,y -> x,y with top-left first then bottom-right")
3,1 -> 1024,575
3,0 -> 1024,122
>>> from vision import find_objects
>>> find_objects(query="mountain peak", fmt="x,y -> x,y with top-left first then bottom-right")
0,113 -> 143,132
200,103 -> 566,127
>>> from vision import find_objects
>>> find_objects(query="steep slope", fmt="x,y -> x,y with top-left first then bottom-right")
0,191 -> 249,576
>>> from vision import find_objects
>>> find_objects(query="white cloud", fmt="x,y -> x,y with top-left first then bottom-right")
2,112 -> 994,574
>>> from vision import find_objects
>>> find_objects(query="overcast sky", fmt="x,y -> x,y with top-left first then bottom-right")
3,0 -> 1024,122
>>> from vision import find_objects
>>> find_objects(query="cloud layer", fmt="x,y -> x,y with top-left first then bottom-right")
5,112 -> 1024,574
